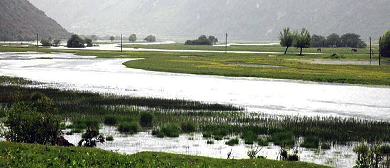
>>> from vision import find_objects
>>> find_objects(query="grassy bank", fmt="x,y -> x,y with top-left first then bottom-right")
0,142 -> 329,167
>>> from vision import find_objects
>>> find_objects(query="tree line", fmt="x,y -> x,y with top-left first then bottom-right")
279,27 -> 368,55
185,35 -> 218,45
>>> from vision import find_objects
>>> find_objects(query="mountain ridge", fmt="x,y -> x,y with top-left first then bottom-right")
27,0 -> 390,42
0,0 -> 70,41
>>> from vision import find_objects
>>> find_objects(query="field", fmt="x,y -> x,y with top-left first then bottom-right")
2,43 -> 389,85
0,141 -> 329,167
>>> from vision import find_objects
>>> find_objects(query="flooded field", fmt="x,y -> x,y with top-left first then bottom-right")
1,52 -> 389,120
1,52 -> 390,167
63,125 -> 357,168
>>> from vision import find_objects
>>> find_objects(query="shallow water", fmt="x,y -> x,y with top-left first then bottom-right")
1,52 -> 390,120
64,125 -> 357,168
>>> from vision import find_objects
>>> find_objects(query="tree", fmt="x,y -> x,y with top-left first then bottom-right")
326,33 -> 341,47
144,35 -> 156,42
380,30 -> 390,57
67,34 -> 85,48
109,36 -> 115,42
279,27 -> 295,54
208,36 -> 218,45
312,34 -> 326,48
129,34 -> 137,42
184,35 -> 214,45
53,39 -> 61,47
294,28 -> 312,55
340,33 -> 366,48
91,35 -> 98,41
4,96 -> 61,145
40,39 -> 51,46
84,38 -> 93,47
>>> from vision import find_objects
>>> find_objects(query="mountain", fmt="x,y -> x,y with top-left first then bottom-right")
27,0 -> 389,42
0,0 -> 70,41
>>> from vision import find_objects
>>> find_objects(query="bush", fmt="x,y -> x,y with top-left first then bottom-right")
268,132 -> 295,147
241,131 -> 259,145
321,143 -> 331,149
40,39 -> 51,46
225,137 -> 239,146
67,34 -> 85,48
78,128 -> 104,147
4,102 -> 61,145
84,38 -> 93,47
117,122 -> 140,134
162,123 -> 180,137
207,140 -> 214,144
202,132 -> 212,138
181,121 -> 196,133
139,112 -> 153,127
106,135 -> 114,141
72,118 -> 100,130
30,92 -> 45,101
300,136 -> 320,148
144,35 -> 156,42
152,123 -> 181,138
104,116 -> 118,126
0,109 -> 6,118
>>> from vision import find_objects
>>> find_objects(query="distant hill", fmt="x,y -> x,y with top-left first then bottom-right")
0,0 -> 70,41
28,0 -> 390,42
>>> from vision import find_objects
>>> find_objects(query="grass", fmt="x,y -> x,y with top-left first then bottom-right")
117,122 -> 140,134
0,142 -> 329,168
1,44 -> 389,85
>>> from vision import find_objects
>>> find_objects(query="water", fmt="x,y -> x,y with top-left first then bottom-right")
1,52 -> 389,120
64,125 -> 357,168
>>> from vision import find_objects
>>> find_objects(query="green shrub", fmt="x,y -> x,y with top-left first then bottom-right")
214,135 -> 223,141
72,118 -> 100,130
268,132 -> 295,147
181,121 -> 196,133
139,112 -> 153,127
242,131 -> 258,145
106,135 -> 114,141
207,140 -> 214,144
300,137 -> 320,148
0,109 -> 6,118
162,123 -> 180,137
4,102 -> 60,145
256,137 -> 269,146
104,116 -> 118,126
117,122 -> 140,134
78,128 -> 104,147
321,143 -> 331,149
30,92 -> 45,101
225,137 -> 239,146
202,132 -> 212,138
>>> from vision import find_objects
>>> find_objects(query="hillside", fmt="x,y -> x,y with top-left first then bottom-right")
27,0 -> 390,42
0,0 -> 70,41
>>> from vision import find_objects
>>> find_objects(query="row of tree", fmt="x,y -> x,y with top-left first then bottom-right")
185,35 -> 218,45
279,27 -> 368,55
279,27 -> 312,55
312,33 -> 367,48
107,34 -> 156,42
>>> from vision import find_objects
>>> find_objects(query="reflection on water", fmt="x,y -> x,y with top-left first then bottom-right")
64,125 -> 357,168
1,52 -> 389,120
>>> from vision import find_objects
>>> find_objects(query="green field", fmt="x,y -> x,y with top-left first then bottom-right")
0,141 -> 329,167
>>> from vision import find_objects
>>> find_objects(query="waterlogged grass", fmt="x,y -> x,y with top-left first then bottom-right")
123,51 -> 390,85
0,142 -> 329,168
